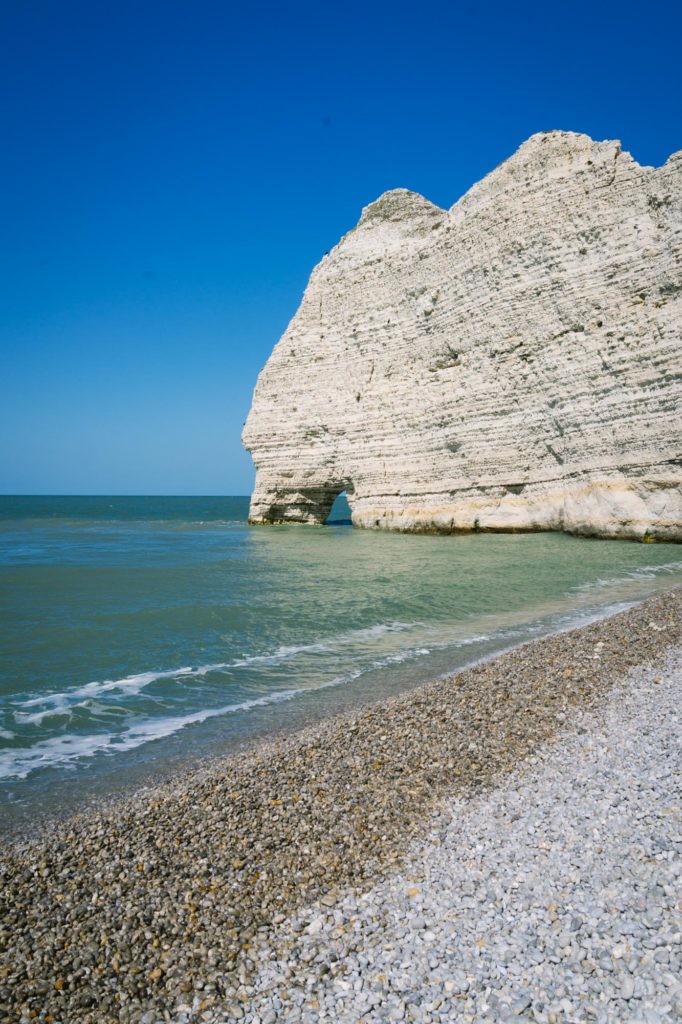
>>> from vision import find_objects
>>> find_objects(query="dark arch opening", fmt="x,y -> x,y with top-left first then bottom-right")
325,490 -> 353,526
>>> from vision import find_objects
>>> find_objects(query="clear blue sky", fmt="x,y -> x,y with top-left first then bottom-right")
1,0 -> 680,495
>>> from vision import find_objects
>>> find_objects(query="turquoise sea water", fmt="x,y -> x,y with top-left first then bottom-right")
1,495 -> 682,833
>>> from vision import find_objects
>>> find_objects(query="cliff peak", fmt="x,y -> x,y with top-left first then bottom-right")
359,188 -> 443,225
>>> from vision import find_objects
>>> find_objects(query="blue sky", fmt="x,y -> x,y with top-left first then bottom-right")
1,0 -> 680,495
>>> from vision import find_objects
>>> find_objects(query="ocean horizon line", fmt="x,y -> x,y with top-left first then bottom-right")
0,492 -> 253,498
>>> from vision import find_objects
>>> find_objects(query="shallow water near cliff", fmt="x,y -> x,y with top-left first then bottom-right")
1,494 -> 682,833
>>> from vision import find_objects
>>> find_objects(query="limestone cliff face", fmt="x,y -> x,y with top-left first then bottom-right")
243,131 -> 682,540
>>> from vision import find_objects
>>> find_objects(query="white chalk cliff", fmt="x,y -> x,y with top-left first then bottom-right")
243,131 -> 682,540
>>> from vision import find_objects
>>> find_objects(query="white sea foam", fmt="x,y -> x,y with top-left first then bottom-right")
5,598 -> 665,782
231,622 -> 413,667
6,606 -> 631,735
372,647 -> 432,668
571,559 -> 682,596
70,663 -> 233,698
0,655 -> 392,780
13,662 -> 238,719
13,698 -> 72,726
1,638 -> 431,781
230,643 -> 331,667
0,688 -> 304,781
10,621 -> 417,718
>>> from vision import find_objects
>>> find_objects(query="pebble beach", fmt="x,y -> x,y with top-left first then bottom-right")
1,588 -> 681,1024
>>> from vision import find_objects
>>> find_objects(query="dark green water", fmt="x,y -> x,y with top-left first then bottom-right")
1,495 -> 681,833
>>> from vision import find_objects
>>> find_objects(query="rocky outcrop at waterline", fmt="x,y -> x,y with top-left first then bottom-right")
243,131 -> 682,540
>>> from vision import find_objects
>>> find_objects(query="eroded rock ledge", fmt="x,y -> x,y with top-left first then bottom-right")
243,131 -> 682,540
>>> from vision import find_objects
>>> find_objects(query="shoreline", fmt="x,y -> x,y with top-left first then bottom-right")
1,588 -> 681,1023
0,594 -> 647,843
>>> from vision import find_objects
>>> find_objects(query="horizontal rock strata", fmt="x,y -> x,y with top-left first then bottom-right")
243,131 -> 682,539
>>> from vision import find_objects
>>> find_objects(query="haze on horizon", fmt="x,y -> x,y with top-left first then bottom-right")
2,0 -> 681,496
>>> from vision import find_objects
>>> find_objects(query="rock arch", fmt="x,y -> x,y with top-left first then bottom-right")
248,479 -> 355,526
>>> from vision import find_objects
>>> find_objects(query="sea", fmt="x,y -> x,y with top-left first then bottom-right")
2,494 -> 682,834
